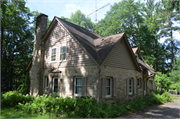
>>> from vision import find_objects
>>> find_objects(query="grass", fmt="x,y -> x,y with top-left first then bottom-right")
1,107 -> 52,118
170,96 -> 180,99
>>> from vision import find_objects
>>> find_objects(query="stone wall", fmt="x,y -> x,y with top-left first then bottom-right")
99,65 -> 143,103
43,65 -> 99,98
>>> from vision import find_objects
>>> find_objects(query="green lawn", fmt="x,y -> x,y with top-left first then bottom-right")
1,108 -> 52,118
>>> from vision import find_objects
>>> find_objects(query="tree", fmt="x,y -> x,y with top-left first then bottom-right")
161,0 -> 180,70
69,10 -> 94,31
169,57 -> 180,94
1,0 -> 34,93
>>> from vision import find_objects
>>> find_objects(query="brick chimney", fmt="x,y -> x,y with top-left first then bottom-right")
30,13 -> 48,96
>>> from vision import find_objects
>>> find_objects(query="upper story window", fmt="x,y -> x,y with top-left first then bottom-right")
106,77 -> 112,97
60,46 -> 67,61
51,48 -> 56,61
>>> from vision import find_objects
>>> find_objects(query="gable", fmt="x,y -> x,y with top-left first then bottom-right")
103,36 -> 138,70
43,21 -> 96,68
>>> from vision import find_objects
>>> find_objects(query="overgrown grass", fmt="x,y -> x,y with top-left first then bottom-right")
1,91 -> 173,118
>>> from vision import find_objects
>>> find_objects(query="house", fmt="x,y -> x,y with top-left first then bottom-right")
26,13 -> 156,103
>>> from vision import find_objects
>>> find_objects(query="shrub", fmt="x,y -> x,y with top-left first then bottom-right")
1,91 -> 34,108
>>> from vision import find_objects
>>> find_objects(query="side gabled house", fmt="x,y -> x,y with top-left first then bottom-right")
26,13 -> 155,103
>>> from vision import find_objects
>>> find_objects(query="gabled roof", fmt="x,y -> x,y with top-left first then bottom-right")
138,59 -> 155,74
26,16 -> 140,71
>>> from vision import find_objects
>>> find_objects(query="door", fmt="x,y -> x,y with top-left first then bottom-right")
52,77 -> 58,93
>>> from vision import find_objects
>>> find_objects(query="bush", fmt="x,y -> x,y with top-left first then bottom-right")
3,91 -> 172,118
1,91 -> 34,108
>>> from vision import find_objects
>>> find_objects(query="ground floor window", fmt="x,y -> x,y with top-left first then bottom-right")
74,77 -> 82,96
106,77 -> 112,97
129,78 -> 133,95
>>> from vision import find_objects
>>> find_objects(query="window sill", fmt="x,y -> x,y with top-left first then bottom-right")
105,96 -> 113,99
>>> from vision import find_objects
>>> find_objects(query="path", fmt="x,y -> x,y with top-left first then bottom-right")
121,99 -> 180,118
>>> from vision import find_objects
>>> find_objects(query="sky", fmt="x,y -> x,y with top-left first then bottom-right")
25,0 -> 180,43
26,0 -> 118,22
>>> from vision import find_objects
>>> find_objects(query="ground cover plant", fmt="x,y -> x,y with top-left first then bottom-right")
1,91 -> 173,118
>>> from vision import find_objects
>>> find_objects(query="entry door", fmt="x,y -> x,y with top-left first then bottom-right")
52,77 -> 58,93
144,79 -> 146,96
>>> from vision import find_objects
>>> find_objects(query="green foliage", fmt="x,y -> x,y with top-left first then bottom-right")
69,10 -> 94,31
155,72 -> 172,92
15,92 -> 171,118
1,91 -> 34,108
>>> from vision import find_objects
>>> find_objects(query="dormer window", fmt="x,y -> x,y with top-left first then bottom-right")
60,46 -> 67,61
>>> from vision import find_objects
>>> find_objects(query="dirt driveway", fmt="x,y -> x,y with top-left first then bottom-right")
121,99 -> 180,118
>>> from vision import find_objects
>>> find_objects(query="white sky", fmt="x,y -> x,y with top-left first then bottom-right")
26,0 -> 180,43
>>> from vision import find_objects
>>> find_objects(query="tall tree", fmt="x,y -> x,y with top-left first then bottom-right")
161,0 -> 180,70
70,10 -> 94,31
1,0 -> 34,92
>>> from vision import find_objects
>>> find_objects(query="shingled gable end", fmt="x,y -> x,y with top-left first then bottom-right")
27,13 -> 155,103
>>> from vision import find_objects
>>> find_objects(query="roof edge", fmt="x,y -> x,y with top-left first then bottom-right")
55,17 -> 101,68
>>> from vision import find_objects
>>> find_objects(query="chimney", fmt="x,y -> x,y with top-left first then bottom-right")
30,13 -> 48,96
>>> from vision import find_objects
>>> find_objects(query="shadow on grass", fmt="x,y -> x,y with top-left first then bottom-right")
1,107 -> 51,118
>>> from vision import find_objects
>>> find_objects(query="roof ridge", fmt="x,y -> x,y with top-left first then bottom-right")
55,16 -> 103,38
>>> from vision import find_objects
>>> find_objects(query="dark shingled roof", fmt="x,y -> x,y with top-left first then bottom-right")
138,59 -> 155,73
56,17 -> 124,65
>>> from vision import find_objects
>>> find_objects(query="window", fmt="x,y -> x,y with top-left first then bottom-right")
149,80 -> 152,85
60,46 -> 67,61
129,79 -> 133,95
45,76 -> 49,88
51,48 -> 56,61
137,78 -> 141,88
106,77 -> 112,97
53,77 -> 58,93
74,77 -> 82,96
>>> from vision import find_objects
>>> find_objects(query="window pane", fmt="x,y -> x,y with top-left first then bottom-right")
61,47 -> 63,53
129,79 -> 131,85
106,87 -> 110,95
54,86 -> 58,92
54,78 -> 58,86
51,48 -> 56,61
76,86 -> 82,94
106,79 -> 110,86
76,78 -> 82,86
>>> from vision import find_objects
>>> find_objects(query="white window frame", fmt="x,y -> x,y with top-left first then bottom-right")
59,46 -> 67,62
52,77 -> 58,93
106,77 -> 112,98
129,78 -> 133,95
45,76 -> 49,88
137,78 -> 141,88
74,77 -> 82,96
50,47 -> 57,62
